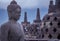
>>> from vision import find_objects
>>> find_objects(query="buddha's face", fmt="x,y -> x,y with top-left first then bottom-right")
14,8 -> 21,20
8,8 -> 21,21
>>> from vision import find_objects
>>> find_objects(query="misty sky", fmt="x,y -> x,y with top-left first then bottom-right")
0,0 -> 55,25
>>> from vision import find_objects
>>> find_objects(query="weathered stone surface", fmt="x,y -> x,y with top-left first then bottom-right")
1,0 -> 24,41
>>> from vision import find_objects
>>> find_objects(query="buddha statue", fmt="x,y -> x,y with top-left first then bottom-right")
1,0 -> 24,41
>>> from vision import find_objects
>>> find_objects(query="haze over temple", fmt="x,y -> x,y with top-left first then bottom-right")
0,0 -> 60,41
21,0 -> 60,41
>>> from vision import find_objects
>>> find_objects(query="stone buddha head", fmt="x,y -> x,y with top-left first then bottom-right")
7,0 -> 21,21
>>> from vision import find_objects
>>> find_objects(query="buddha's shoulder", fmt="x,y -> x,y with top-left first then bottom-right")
1,22 -> 11,27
